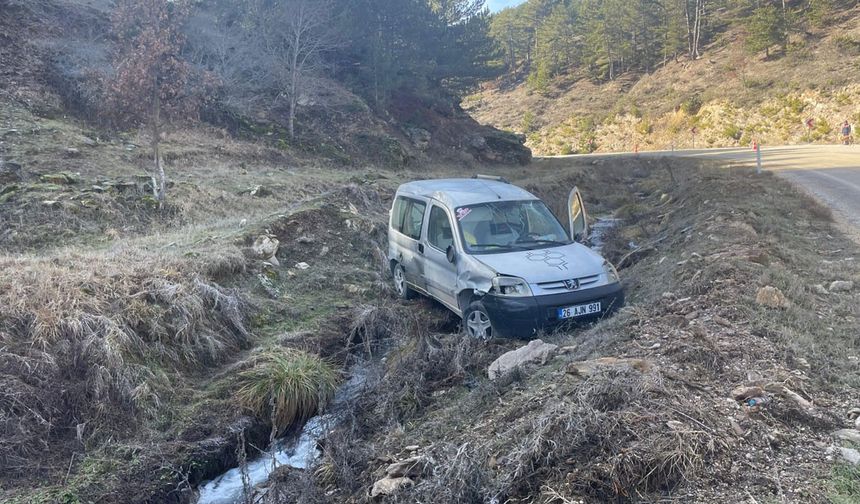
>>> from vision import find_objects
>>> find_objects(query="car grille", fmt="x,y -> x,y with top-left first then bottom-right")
537,274 -> 600,291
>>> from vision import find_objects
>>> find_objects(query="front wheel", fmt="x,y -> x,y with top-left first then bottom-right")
392,262 -> 414,300
464,301 -> 494,340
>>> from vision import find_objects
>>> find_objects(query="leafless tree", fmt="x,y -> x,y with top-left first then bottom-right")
251,0 -> 340,139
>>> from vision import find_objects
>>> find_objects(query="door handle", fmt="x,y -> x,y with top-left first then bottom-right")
417,243 -> 424,254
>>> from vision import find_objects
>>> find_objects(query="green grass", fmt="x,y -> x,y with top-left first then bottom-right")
235,349 -> 338,434
828,464 -> 860,503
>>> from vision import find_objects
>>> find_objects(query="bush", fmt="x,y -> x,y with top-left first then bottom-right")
527,61 -> 551,95
680,94 -> 703,116
520,111 -> 538,134
722,124 -> 743,141
236,349 -> 337,434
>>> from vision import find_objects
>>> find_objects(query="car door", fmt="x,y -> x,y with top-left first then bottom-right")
568,186 -> 589,242
422,204 -> 459,311
391,196 -> 428,292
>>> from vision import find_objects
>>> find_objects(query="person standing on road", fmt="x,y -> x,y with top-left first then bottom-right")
842,121 -> 852,145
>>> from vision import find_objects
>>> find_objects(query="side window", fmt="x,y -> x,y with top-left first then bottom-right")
400,199 -> 426,240
391,197 -> 408,233
427,206 -> 454,251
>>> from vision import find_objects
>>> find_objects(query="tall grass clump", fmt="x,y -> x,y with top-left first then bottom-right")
235,349 -> 337,434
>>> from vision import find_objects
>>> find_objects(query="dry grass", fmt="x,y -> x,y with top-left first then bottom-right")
0,243 -> 251,475
234,348 -> 337,435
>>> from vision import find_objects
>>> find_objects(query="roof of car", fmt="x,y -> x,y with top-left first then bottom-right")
396,178 -> 538,208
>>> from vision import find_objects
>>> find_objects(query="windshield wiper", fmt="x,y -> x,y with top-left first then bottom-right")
471,243 -> 529,251
515,239 -> 569,246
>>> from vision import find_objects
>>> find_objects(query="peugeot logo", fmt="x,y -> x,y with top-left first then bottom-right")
563,279 -> 580,290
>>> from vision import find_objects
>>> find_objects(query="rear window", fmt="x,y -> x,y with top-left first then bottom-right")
391,196 -> 426,240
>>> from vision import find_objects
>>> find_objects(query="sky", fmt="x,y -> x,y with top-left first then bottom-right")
485,0 -> 527,12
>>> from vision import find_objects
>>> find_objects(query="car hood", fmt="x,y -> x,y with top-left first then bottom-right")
473,243 -> 606,283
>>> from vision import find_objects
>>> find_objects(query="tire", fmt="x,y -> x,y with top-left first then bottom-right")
463,301 -> 494,341
392,262 -> 414,300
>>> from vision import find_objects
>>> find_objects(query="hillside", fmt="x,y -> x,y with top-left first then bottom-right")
2,0 -> 860,503
467,3 -> 860,155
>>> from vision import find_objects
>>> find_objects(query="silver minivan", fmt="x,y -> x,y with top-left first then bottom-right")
387,176 -> 624,339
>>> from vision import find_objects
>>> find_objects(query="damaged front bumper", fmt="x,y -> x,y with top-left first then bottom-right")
481,282 -> 625,339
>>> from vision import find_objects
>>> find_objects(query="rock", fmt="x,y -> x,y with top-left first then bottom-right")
385,456 -> 425,478
848,408 -> 860,421
42,200 -> 60,208
252,236 -> 279,260
65,147 -> 81,158
732,385 -> 765,401
0,160 -> 22,185
404,445 -> 420,452
839,447 -> 860,465
249,185 -> 272,197
370,476 -> 413,497
812,284 -> 828,295
558,345 -> 578,355
488,339 -> 558,380
405,127 -> 432,151
39,171 -> 79,185
833,429 -> 860,444
730,418 -> 746,436
755,286 -> 787,309
80,135 -> 97,146
829,281 -> 854,293
295,262 -> 310,270
566,357 -> 652,377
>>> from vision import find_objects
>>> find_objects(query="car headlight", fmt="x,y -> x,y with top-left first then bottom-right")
492,276 -> 533,297
603,261 -> 620,283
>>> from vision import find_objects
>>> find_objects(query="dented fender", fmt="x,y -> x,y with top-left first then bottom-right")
454,253 -> 496,313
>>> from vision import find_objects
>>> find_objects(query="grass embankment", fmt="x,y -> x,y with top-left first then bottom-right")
265,158 -> 860,503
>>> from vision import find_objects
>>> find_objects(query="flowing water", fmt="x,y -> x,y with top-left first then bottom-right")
196,365 -> 371,504
590,217 -> 621,253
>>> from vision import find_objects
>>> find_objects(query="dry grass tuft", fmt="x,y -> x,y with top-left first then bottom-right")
495,368 -> 720,501
0,244 -> 251,474
235,349 -> 337,435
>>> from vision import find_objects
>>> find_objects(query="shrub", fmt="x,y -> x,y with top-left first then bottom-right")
722,124 -> 743,141
235,349 -> 337,434
636,118 -> 653,136
520,111 -> 538,134
527,61 -> 551,95
680,94 -> 703,116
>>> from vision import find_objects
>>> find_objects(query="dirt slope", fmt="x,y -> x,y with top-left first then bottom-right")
466,6 -> 860,155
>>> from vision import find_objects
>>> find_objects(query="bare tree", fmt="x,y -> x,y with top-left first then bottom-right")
253,0 -> 339,139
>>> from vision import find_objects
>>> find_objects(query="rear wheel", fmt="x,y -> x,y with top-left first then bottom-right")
464,301 -> 493,340
392,263 -> 414,300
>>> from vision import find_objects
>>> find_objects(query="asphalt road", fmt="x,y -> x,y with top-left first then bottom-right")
550,145 -> 860,232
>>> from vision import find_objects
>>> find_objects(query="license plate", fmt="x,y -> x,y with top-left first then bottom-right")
558,302 -> 602,319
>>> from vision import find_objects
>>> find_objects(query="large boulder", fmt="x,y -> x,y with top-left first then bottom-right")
488,339 -> 558,380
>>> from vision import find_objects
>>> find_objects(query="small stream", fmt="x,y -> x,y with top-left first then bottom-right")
196,364 -> 372,504
590,217 -> 621,253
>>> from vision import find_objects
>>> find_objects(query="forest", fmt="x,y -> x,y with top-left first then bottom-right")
488,0 -> 849,86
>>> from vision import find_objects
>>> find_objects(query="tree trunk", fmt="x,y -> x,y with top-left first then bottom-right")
151,82 -> 165,210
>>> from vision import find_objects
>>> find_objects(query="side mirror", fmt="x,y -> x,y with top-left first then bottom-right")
446,245 -> 457,264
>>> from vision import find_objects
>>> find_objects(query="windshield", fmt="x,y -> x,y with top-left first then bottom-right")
455,200 -> 570,254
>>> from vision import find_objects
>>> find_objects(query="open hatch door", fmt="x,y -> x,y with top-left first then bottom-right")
568,186 -> 589,243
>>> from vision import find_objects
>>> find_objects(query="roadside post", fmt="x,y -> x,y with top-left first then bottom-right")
755,142 -> 762,174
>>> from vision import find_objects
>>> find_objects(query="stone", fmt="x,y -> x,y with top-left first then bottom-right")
65,147 -> 81,158
295,262 -> 310,270
405,127 -> 432,151
249,185 -> 272,197
566,357 -> 652,377
39,171 -> 79,185
80,135 -> 97,146
833,429 -> 860,444
732,385 -> 765,401
370,476 -> 413,497
829,281 -> 854,293
839,447 -> 860,465
385,456 -> 425,478
488,339 -> 558,380
755,286 -> 787,309
0,160 -> 22,185
812,284 -> 828,295
848,408 -> 860,421
252,235 -> 279,260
